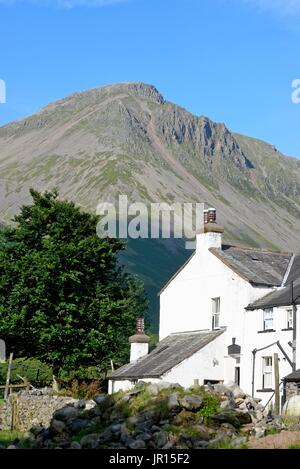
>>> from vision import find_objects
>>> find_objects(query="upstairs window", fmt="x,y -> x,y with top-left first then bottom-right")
263,308 -> 274,331
262,356 -> 273,389
212,297 -> 220,330
287,308 -> 293,329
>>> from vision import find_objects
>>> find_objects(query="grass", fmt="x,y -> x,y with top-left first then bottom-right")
0,431 -> 34,449
163,423 -> 214,441
208,438 -> 248,449
72,422 -> 105,443
208,439 -> 236,449
196,392 -> 220,421
289,444 -> 300,449
265,427 -> 281,436
283,416 -> 300,426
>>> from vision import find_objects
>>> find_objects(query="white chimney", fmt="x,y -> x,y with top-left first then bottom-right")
196,208 -> 224,251
129,318 -> 150,363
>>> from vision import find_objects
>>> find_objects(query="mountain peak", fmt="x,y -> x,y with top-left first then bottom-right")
35,82 -> 165,116
1,82 -> 300,254
99,82 -> 165,105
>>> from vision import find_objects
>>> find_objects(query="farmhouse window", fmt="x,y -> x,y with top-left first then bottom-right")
262,356 -> 273,389
263,308 -> 273,331
287,308 -> 293,329
212,297 -> 220,330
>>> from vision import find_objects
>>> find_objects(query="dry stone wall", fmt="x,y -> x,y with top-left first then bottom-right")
0,391 -> 77,432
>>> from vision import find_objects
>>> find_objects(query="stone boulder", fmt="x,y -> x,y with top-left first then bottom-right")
50,419 -> 66,434
80,433 -> 100,449
93,395 -> 107,406
153,430 -> 168,448
178,395 -> 204,411
53,405 -> 79,422
210,409 -> 251,428
147,382 -> 182,396
128,439 -> 146,449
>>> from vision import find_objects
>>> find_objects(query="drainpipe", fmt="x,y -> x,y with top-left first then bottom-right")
252,349 -> 257,397
291,281 -> 297,372
251,341 -> 288,398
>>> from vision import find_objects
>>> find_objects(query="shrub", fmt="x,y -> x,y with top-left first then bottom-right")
68,379 -> 104,399
58,366 -> 105,382
0,357 -> 53,389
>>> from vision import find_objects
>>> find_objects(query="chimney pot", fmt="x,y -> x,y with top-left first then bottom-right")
204,209 -> 209,225
197,208 -> 223,250
207,208 -> 217,224
136,318 -> 145,334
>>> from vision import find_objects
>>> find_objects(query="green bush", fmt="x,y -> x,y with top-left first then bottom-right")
197,392 -> 220,419
58,366 -> 104,382
0,357 -> 53,388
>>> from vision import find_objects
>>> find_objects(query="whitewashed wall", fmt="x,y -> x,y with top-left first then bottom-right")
159,234 -> 271,341
243,305 -> 300,405
161,331 -> 225,386
159,230 -> 278,405
108,377 -> 161,394
109,331 -> 226,394
109,230 -> 296,408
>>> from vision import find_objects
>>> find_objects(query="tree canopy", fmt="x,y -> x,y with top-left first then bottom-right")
0,189 -> 147,376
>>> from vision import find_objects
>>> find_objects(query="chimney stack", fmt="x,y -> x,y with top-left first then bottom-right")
227,338 -> 241,357
129,318 -> 150,363
197,207 -> 224,251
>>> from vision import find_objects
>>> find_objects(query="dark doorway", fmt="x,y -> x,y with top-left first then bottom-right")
203,379 -> 221,385
235,367 -> 240,386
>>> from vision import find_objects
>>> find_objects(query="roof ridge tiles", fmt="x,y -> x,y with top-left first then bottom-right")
220,244 -> 292,256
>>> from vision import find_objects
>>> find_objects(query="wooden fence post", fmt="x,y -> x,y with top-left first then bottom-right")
4,353 -> 13,402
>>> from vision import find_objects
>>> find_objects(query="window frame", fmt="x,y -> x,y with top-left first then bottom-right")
287,307 -> 293,329
212,297 -> 221,330
263,308 -> 274,331
262,356 -> 273,389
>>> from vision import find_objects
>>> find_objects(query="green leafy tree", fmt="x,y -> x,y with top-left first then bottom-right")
0,189 -> 147,376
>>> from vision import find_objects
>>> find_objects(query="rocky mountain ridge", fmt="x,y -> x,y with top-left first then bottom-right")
1,82 -> 299,249
1,82 -> 300,328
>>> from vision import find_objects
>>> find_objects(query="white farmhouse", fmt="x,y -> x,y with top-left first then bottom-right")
109,209 -> 300,407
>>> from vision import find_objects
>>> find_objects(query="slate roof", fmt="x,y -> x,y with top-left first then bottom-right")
109,329 -> 224,380
210,245 -> 292,287
246,278 -> 300,310
285,254 -> 300,285
284,369 -> 300,382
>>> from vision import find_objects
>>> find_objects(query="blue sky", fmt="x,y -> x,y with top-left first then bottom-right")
0,0 -> 300,157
